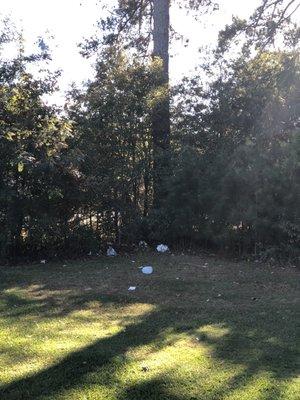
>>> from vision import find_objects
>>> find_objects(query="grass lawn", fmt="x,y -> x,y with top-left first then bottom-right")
0,253 -> 299,400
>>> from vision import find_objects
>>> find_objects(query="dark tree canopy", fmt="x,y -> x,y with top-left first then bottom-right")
0,1 -> 299,262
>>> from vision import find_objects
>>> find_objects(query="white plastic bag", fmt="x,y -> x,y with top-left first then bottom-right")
156,244 -> 169,253
128,286 -> 136,291
107,246 -> 117,257
140,266 -> 153,275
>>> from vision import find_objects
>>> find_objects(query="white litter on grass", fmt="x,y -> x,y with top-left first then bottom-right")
107,246 -> 117,257
140,266 -> 153,275
139,241 -> 148,248
128,286 -> 136,291
40,260 -> 46,264
156,244 -> 169,253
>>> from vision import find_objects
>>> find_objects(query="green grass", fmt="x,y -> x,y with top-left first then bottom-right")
0,253 -> 299,400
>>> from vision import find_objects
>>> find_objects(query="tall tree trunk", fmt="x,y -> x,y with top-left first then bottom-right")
152,0 -> 170,208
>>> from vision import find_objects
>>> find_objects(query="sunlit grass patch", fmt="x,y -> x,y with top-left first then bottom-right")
197,323 -> 231,340
0,254 -> 299,399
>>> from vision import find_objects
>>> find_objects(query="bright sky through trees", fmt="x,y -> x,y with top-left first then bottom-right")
1,0 -> 299,104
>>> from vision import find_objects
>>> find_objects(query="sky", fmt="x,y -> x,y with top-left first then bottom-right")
0,0 -> 299,104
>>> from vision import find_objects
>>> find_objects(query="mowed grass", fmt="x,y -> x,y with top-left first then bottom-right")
0,253 -> 299,400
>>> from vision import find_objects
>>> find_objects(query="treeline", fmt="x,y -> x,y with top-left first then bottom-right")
0,20 -> 299,262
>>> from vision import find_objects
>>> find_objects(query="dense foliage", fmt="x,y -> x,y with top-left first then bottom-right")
0,4 -> 299,263
166,52 -> 300,260
0,32 -> 80,259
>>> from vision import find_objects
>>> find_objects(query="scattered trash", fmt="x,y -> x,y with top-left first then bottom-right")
131,260 -> 136,263
156,244 -> 169,253
40,260 -> 46,264
107,246 -> 117,257
176,277 -> 180,280
62,264 -> 67,267
140,266 -> 153,275
217,294 -> 222,297
139,240 -> 148,248
128,286 -> 136,291
88,251 -> 92,256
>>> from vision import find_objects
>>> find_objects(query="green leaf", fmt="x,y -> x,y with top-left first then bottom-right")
17,162 -> 24,173
5,132 -> 15,141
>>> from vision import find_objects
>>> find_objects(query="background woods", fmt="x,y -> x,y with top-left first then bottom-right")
0,0 -> 299,262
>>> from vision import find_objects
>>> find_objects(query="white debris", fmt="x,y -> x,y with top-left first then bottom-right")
140,266 -> 153,275
40,260 -> 46,264
128,286 -> 136,291
139,240 -> 148,248
107,246 -> 117,257
156,244 -> 169,253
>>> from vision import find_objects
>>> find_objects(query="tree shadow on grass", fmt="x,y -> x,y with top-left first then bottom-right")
0,257 -> 299,399
0,308 -> 181,399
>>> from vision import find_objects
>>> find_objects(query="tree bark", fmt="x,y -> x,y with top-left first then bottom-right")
153,0 -> 170,91
152,0 -> 171,208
